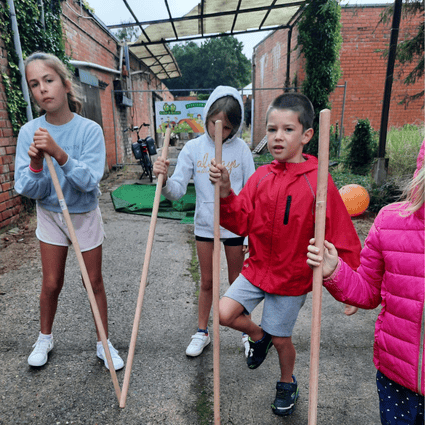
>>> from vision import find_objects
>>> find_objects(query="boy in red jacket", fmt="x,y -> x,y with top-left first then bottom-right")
209,93 -> 361,417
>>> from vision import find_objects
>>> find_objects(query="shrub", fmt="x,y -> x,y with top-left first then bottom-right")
330,167 -> 370,189
346,119 -> 378,175
368,178 -> 403,213
386,124 -> 424,177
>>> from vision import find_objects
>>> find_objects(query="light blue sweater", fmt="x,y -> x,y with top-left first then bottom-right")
162,86 -> 255,238
14,114 -> 106,213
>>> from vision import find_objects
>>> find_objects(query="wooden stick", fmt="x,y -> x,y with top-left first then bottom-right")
213,120 -> 222,425
43,153 -> 121,403
119,127 -> 172,408
308,109 -> 331,425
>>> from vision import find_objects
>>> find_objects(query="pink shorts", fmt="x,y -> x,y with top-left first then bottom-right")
36,204 -> 105,252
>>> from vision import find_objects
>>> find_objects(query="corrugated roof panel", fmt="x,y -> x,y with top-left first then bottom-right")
124,0 -> 307,79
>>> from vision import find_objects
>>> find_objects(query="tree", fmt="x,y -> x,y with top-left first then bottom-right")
297,0 -> 342,156
163,36 -> 251,95
112,22 -> 141,42
379,0 -> 424,105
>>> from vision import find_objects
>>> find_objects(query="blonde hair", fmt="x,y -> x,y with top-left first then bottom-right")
24,52 -> 82,115
399,163 -> 425,216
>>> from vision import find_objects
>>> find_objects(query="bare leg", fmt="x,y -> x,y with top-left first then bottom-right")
39,242 -> 68,334
219,297 -> 263,341
273,336 -> 296,383
195,240 -> 214,330
224,244 -> 245,285
81,245 -> 108,340
224,244 -> 252,321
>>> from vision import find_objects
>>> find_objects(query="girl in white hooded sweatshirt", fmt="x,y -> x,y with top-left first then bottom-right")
153,86 -> 255,357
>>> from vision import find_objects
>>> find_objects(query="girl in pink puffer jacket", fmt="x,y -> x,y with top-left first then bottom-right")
307,140 -> 424,425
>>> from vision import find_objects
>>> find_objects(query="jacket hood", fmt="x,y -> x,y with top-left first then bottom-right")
203,85 -> 244,144
269,154 -> 318,176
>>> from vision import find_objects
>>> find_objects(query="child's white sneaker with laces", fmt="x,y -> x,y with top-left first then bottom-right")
242,333 -> 250,358
186,331 -> 211,357
96,340 -> 124,370
28,333 -> 54,367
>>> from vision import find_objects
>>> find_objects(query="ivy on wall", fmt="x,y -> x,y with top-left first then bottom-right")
297,0 -> 342,156
0,0 -> 67,135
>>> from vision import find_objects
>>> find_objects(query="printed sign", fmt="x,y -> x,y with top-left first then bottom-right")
155,101 -> 206,134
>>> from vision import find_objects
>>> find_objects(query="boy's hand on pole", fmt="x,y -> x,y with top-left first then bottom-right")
209,159 -> 231,198
307,238 -> 339,278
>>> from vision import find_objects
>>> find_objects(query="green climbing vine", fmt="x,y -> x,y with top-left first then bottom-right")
0,0 -> 67,135
297,0 -> 342,156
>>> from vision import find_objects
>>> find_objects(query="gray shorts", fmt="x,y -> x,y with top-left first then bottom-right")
36,204 -> 105,252
224,274 -> 307,337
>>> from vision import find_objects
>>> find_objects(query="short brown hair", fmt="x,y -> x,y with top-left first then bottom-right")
266,93 -> 314,132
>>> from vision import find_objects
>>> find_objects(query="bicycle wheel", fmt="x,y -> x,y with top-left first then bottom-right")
142,155 -> 153,182
138,159 -> 146,179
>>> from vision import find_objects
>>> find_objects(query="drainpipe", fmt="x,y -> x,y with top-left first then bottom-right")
7,0 -> 33,121
251,50 -> 256,150
69,60 -> 121,75
285,27 -> 293,91
38,0 -> 45,29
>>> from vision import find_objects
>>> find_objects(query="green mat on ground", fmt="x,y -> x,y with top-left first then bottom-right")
110,183 -> 196,223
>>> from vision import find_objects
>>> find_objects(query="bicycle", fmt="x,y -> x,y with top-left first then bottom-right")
126,123 -> 157,182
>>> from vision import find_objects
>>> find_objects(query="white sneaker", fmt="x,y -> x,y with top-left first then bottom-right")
186,332 -> 211,357
28,334 -> 54,367
242,333 -> 250,358
97,340 -> 124,371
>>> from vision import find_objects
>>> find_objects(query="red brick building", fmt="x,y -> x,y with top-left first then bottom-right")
251,5 -> 424,147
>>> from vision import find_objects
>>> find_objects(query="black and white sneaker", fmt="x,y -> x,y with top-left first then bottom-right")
246,331 -> 273,369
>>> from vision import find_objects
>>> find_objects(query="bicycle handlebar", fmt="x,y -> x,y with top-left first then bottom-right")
124,123 -> 150,133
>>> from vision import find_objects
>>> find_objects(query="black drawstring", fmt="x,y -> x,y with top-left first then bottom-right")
284,195 -> 292,225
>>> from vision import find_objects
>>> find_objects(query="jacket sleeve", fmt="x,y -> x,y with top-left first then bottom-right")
220,171 -> 258,237
162,143 -> 193,201
324,214 -> 384,310
325,176 -> 362,270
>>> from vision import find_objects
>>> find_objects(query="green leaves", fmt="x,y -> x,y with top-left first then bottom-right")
163,36 -> 251,95
0,0 -> 66,135
297,0 -> 342,157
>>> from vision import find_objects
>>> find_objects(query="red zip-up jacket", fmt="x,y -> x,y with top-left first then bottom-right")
220,155 -> 361,296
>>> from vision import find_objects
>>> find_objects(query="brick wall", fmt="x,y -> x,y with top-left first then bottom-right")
252,5 -> 424,146
252,26 -> 302,144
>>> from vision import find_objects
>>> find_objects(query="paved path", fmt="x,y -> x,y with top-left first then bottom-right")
0,174 -> 380,424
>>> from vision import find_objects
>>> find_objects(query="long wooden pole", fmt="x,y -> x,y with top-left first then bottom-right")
308,109 -> 331,425
119,127 -> 171,408
213,120 -> 222,424
43,153 -> 122,403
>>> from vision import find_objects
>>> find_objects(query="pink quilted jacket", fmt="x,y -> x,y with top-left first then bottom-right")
324,141 -> 425,395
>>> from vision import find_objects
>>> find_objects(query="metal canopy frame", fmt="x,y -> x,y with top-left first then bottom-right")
105,0 -> 307,80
